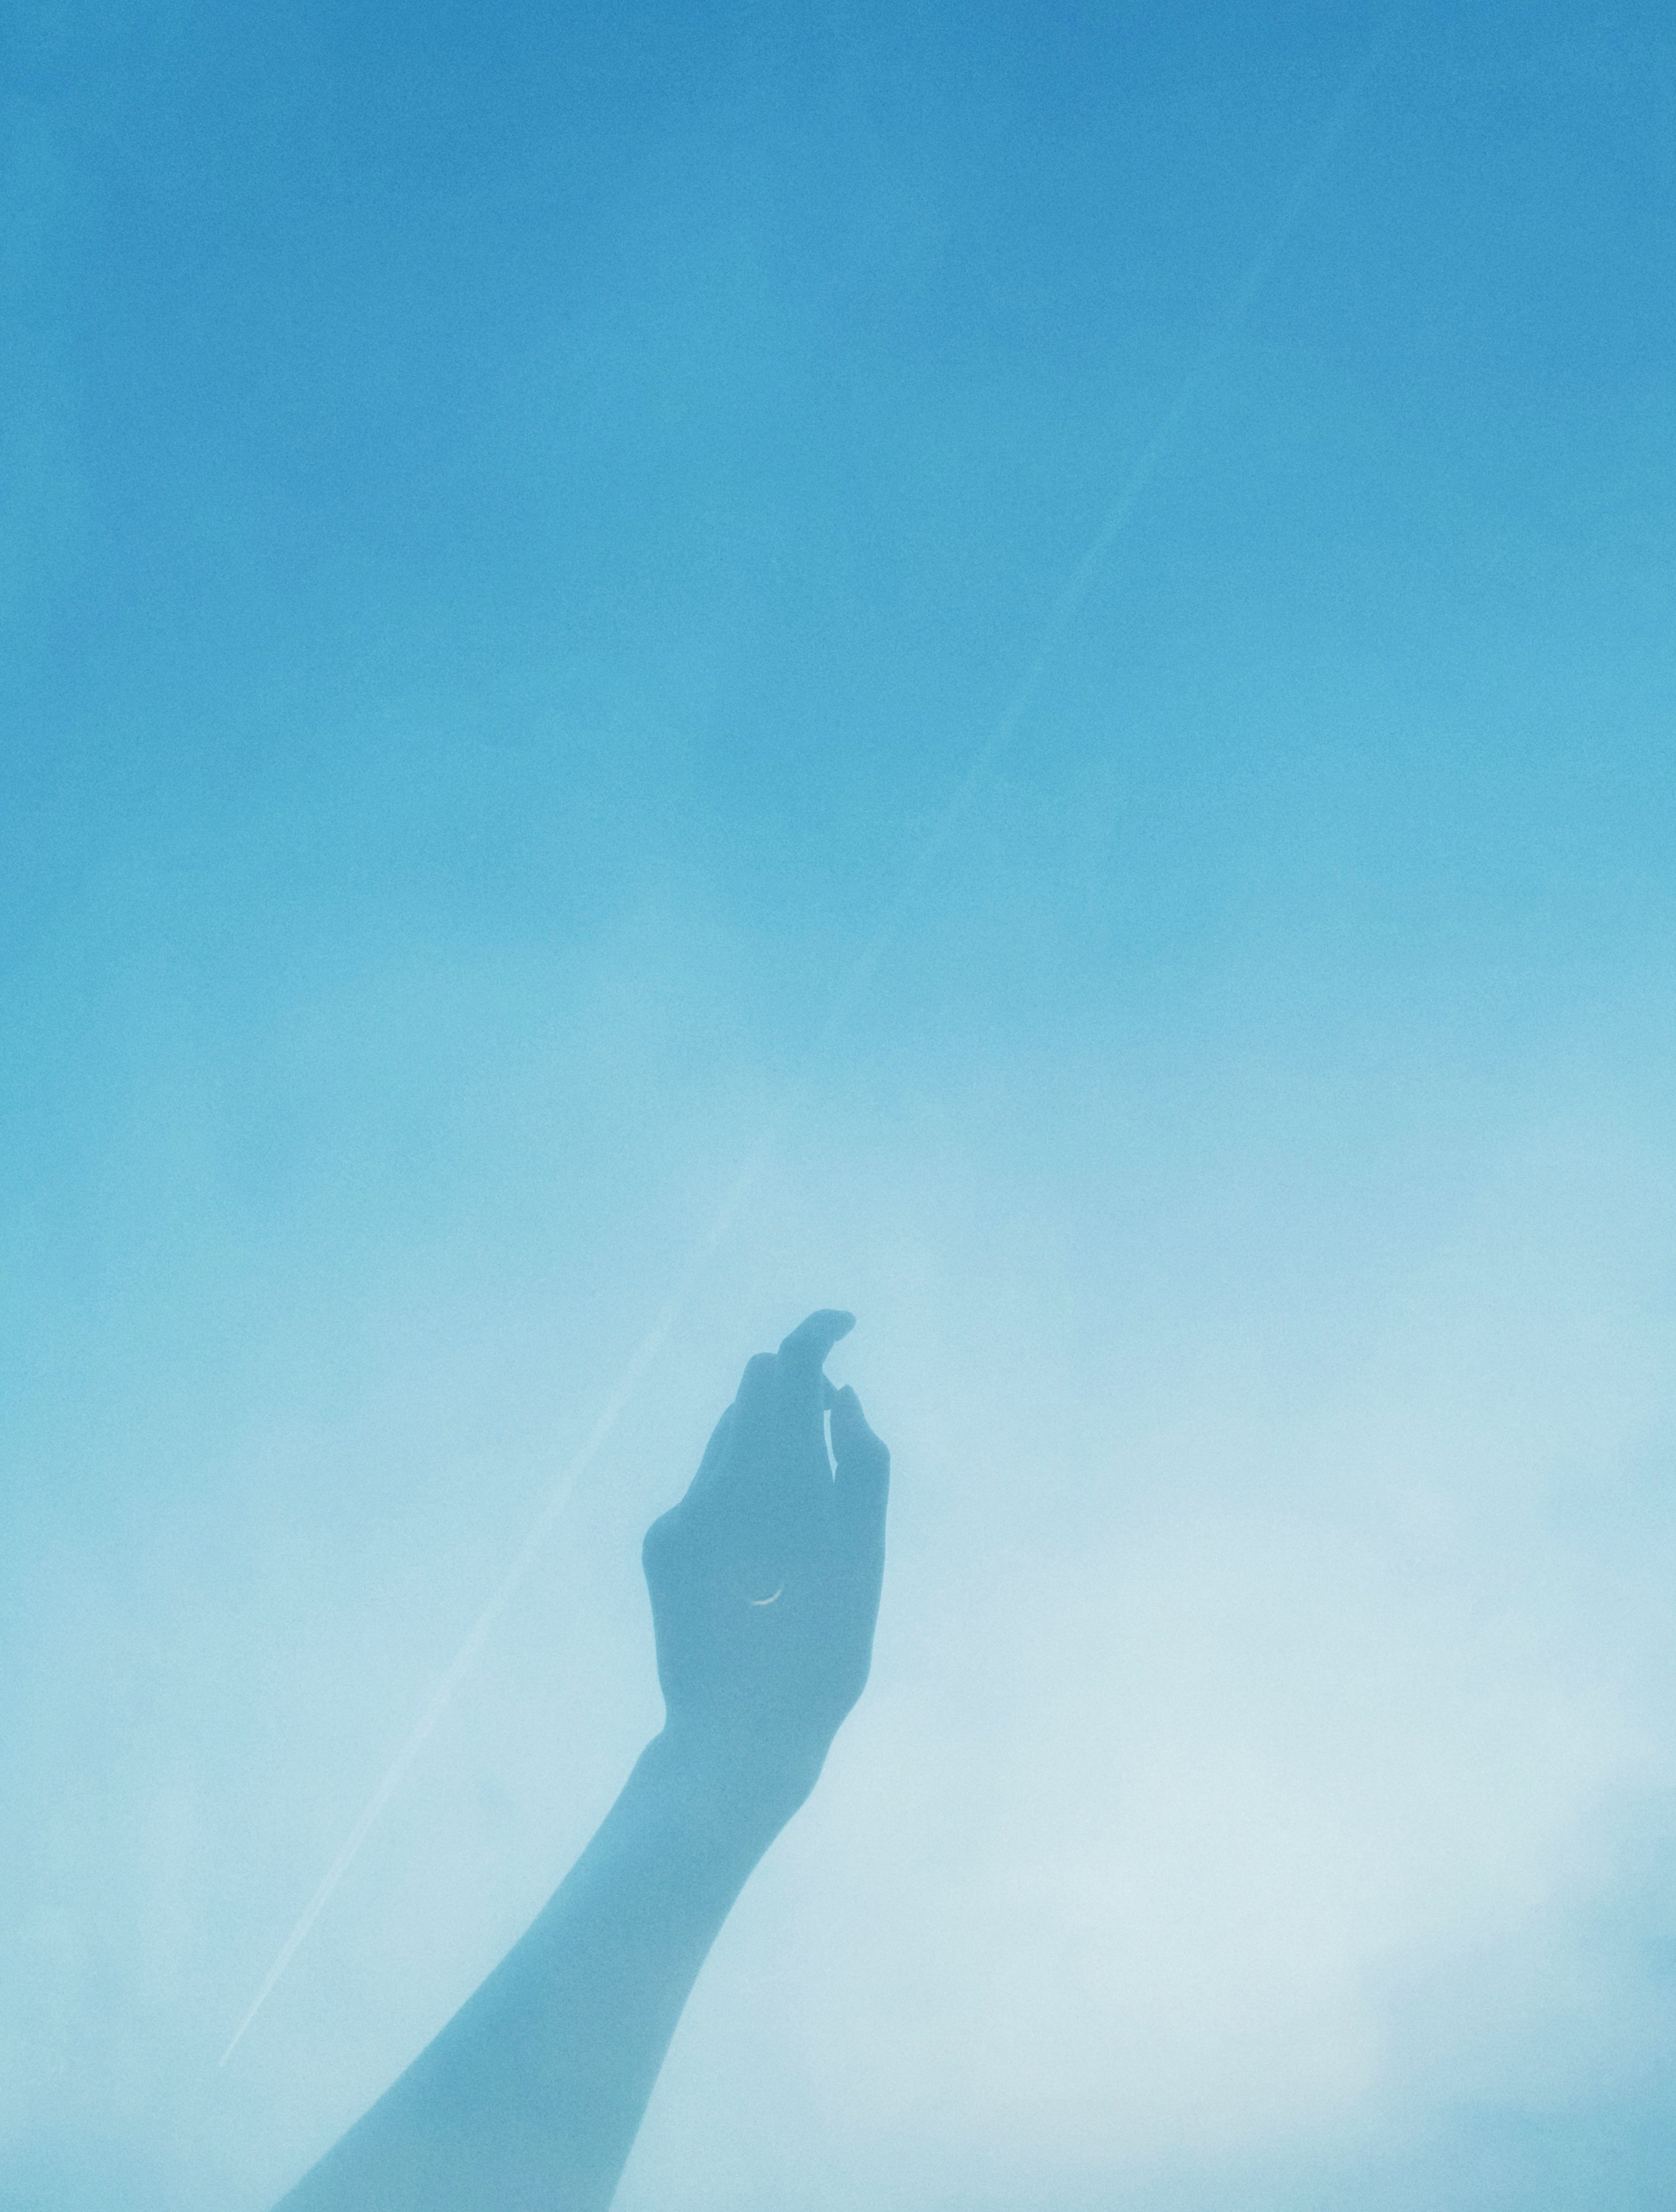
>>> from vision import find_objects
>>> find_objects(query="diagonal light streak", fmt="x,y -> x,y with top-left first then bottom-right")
216,1124 -> 782,2069
219,24 -> 1391,2067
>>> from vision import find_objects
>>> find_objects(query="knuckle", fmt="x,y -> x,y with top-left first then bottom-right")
642,1509 -> 680,1568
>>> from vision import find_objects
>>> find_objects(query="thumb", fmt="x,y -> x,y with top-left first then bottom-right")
830,1383 -> 890,1565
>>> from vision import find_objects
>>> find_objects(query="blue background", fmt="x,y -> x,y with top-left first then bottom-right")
4,3 -> 1676,2205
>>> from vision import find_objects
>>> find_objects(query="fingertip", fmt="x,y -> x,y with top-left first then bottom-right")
735,1349 -> 778,1400
780,1308 -> 855,1360
830,1381 -> 884,1452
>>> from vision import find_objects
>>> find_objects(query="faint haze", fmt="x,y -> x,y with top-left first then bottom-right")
3,3 -> 1676,2209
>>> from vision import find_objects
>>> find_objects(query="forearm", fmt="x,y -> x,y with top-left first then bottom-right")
278,1730 -> 811,2212
274,1315 -> 887,2211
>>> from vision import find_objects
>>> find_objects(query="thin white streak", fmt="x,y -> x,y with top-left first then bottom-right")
217,1130 -> 778,2066
219,26 -> 1390,2067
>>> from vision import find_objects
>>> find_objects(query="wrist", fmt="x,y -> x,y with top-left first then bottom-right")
647,1719 -> 827,1841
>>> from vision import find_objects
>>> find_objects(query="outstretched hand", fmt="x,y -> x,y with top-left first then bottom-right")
276,1311 -> 889,2212
642,1310 -> 890,1804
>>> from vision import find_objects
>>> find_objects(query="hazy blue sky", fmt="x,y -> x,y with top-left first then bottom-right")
4,2 -> 1675,2206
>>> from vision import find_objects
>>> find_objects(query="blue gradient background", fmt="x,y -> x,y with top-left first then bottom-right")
4,3 -> 1676,2205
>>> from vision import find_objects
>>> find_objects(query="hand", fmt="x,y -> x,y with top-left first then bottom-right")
642,1310 -> 890,1803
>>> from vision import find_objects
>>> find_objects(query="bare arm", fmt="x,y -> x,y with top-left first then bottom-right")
275,1309 -> 890,2212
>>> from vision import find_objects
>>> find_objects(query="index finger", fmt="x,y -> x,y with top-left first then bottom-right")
778,1309 -> 855,1368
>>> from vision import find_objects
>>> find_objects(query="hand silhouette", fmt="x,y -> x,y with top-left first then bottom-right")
642,1309 -> 890,1801
278,1308 -> 889,2212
